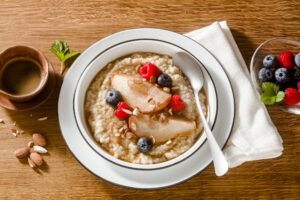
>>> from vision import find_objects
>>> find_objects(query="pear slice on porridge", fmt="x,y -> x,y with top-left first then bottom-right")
111,74 -> 171,113
128,114 -> 196,143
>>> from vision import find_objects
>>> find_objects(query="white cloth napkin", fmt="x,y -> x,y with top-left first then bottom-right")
185,21 -> 284,168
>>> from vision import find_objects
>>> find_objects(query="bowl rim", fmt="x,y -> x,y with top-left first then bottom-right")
73,38 -> 218,170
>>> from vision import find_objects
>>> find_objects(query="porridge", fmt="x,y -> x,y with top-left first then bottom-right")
85,53 -> 207,164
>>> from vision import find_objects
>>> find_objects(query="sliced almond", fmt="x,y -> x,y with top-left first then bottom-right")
163,87 -> 171,93
168,108 -> 173,116
33,146 -> 48,154
119,127 -> 125,133
32,133 -> 47,146
132,108 -> 140,116
28,157 -> 36,168
0,118 -> 4,124
122,108 -> 133,115
37,117 -> 48,121
14,147 -> 30,159
166,140 -> 172,145
29,152 -> 43,166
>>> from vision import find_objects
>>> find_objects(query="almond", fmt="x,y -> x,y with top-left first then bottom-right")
27,157 -> 36,168
32,133 -> 47,146
29,152 -> 43,166
33,146 -> 48,154
14,147 -> 30,159
27,141 -> 34,148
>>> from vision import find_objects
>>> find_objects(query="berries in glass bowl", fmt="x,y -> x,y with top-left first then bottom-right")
250,38 -> 300,114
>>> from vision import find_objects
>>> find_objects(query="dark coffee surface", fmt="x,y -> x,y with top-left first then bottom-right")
1,57 -> 41,95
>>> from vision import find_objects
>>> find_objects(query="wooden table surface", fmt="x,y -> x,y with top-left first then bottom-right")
0,0 -> 299,199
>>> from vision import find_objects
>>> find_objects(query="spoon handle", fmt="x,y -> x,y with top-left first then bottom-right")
195,92 -> 229,176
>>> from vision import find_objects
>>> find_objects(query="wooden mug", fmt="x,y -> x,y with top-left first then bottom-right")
0,46 -> 49,102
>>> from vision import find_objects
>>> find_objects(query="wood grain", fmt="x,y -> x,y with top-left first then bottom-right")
0,0 -> 299,199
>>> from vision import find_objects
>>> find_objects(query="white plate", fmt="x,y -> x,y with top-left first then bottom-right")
58,28 -> 235,189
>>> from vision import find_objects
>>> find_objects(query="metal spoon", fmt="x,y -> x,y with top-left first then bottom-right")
173,52 -> 228,176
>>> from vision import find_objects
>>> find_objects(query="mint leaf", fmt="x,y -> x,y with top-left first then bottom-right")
50,40 -> 80,74
262,82 -> 279,96
62,50 -> 80,62
261,94 -> 276,105
276,91 -> 285,102
260,82 -> 284,105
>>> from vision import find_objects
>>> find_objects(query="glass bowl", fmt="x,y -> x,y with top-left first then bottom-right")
250,38 -> 300,115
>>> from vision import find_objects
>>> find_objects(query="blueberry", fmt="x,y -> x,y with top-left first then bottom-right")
263,55 -> 278,68
275,68 -> 290,83
258,68 -> 273,81
137,137 -> 153,153
295,53 -> 300,68
105,89 -> 122,107
157,73 -> 172,88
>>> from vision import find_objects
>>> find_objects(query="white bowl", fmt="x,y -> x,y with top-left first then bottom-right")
58,28 -> 235,188
73,39 -> 218,170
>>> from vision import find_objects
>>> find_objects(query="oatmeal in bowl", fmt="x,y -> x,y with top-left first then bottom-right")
84,52 -> 208,165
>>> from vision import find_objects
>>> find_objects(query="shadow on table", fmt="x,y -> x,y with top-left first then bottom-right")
98,167 -> 216,199
230,28 -> 257,68
4,72 -> 65,173
4,72 -> 63,130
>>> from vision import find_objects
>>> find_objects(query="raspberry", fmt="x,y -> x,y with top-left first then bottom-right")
168,95 -> 185,112
283,88 -> 300,105
139,63 -> 161,80
114,102 -> 131,119
277,51 -> 295,69
298,81 -> 300,93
